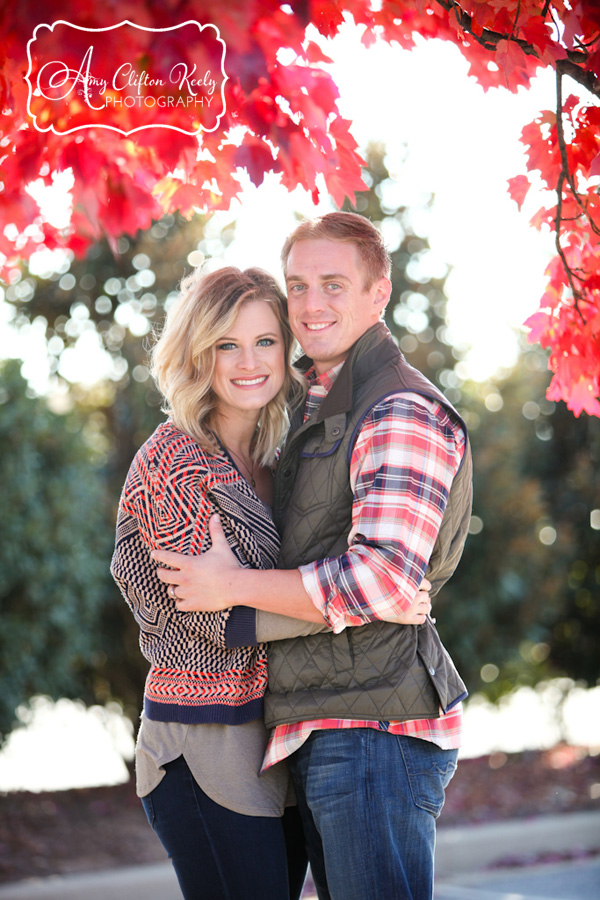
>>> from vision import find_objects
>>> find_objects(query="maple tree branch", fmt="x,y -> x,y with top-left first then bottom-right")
511,0 -> 522,41
554,171 -> 586,322
435,0 -> 600,98
557,58 -> 600,97
555,65 -> 581,205
555,62 -> 600,238
574,32 -> 600,50
554,68 -> 587,322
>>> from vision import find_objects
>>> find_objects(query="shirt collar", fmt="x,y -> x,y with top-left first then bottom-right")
306,361 -> 345,394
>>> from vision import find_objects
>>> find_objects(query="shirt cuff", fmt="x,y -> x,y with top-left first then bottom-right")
299,562 -> 349,634
224,606 -> 258,648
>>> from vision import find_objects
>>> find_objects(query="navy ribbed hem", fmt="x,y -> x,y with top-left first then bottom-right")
224,605 -> 258,648
144,695 -> 263,725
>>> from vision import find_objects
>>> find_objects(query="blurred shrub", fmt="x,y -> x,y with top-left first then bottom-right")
0,361 -> 112,745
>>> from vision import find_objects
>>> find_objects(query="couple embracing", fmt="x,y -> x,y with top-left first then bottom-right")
111,211 -> 472,900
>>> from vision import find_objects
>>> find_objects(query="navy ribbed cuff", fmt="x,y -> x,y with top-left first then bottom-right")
224,605 -> 258,648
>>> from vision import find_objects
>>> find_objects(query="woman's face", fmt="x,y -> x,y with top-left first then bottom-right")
211,299 -> 286,419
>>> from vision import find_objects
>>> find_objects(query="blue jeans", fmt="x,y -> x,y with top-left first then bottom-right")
288,729 -> 458,900
141,755 -> 307,900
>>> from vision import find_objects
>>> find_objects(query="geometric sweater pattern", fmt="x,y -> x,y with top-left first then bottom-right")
110,421 -> 280,725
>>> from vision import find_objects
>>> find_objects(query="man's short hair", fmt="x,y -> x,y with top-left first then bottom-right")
281,211 -> 391,289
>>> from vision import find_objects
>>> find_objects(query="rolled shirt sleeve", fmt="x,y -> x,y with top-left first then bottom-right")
299,392 -> 465,634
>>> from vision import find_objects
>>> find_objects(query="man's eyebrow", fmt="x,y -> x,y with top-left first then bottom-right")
285,272 -> 350,282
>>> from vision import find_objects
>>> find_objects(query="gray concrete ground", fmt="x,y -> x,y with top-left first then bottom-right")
434,857 -> 600,900
434,809 -> 600,900
0,810 -> 598,900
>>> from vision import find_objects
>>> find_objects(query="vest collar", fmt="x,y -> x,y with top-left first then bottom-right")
296,322 -> 400,423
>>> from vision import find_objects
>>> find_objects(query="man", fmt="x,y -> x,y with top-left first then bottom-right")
153,212 -> 472,900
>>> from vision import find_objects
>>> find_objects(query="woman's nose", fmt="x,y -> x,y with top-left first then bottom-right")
238,346 -> 258,369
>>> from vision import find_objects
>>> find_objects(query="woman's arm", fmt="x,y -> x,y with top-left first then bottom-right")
113,427 -> 239,650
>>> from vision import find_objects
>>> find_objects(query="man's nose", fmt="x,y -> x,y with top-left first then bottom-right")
301,286 -> 324,312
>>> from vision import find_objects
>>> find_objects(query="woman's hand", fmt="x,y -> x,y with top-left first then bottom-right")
152,515 -> 241,612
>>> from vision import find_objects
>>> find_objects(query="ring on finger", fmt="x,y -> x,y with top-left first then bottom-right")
168,584 -> 177,600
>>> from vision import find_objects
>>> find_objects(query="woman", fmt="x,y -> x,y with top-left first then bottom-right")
110,266 -> 306,900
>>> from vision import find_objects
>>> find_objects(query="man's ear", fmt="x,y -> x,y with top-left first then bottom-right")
373,276 -> 392,315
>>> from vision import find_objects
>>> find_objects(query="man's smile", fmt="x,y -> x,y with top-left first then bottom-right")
304,322 -> 335,331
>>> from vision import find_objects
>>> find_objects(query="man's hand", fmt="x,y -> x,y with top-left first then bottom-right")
152,515 -> 240,612
387,579 -> 433,626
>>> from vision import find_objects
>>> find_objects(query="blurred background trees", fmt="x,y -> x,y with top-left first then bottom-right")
0,362 -> 111,742
345,145 -> 600,701
0,212 -> 217,741
0,145 -> 598,746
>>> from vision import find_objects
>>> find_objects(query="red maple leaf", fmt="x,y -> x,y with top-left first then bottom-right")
234,138 -> 279,187
507,174 -> 531,211
495,39 -> 536,90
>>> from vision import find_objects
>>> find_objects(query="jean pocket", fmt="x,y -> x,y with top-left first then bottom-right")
397,736 -> 458,818
141,793 -> 156,828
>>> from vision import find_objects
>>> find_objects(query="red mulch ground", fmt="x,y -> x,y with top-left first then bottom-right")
0,744 -> 598,885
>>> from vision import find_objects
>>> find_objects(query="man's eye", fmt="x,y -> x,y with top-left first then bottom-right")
289,283 -> 305,292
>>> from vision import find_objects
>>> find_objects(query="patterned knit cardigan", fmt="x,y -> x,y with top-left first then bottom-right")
110,421 -> 280,725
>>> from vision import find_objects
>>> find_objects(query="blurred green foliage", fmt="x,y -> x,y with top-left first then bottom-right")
441,356 -> 600,699
0,213 -> 212,743
0,361 -> 112,743
0,148 -> 598,746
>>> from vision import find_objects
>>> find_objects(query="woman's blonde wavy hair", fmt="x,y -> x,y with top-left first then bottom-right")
151,266 -> 303,465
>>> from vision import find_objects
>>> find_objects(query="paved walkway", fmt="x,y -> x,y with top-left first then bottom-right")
0,810 -> 598,899
435,857 -> 600,900
434,809 -> 600,899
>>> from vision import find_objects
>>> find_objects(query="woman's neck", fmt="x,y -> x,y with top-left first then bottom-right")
212,410 -> 259,458
212,409 -> 274,502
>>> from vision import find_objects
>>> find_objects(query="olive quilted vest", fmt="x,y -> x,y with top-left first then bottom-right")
264,323 -> 471,728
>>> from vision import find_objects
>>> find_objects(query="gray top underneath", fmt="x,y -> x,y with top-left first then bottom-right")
135,714 -> 293,816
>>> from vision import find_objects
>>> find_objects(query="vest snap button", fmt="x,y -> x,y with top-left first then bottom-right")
429,666 -> 436,677
332,427 -> 340,436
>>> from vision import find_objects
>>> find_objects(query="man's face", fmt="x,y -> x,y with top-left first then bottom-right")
285,239 -> 390,375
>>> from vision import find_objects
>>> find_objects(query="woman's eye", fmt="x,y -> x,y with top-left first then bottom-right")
257,338 -> 275,347
217,342 -> 236,351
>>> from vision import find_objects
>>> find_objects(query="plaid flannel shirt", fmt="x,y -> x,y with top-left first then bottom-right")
262,363 -> 465,770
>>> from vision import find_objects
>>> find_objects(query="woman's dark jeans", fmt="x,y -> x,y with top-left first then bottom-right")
141,755 -> 307,900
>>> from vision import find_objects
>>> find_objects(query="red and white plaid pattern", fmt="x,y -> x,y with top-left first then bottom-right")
262,365 -> 466,770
